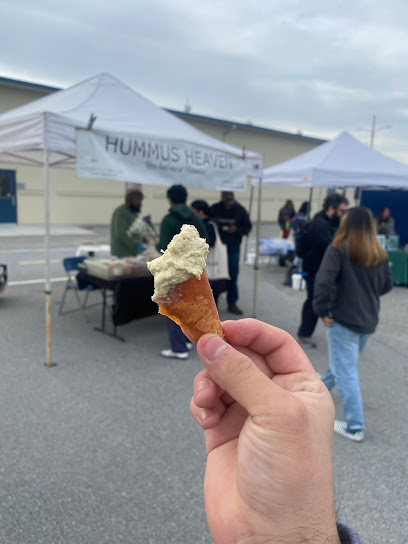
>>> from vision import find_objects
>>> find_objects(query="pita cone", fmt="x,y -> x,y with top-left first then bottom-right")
147,225 -> 224,342
157,271 -> 224,342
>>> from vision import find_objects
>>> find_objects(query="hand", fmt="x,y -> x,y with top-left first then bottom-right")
322,316 -> 334,327
191,319 -> 339,544
226,225 -> 237,233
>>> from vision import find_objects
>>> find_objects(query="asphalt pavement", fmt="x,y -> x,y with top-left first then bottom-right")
0,225 -> 407,543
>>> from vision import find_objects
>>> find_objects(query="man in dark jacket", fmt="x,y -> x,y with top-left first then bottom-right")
158,184 -> 208,359
210,191 -> 252,315
297,193 -> 348,347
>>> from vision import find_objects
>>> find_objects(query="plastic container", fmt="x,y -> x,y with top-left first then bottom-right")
292,273 -> 302,290
377,235 -> 386,248
388,235 -> 399,250
246,252 -> 256,265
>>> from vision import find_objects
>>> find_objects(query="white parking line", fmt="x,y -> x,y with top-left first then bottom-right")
19,259 -> 61,265
0,247 -> 75,254
8,277 -> 67,286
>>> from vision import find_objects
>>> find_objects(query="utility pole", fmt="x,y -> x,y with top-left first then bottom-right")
370,114 -> 376,148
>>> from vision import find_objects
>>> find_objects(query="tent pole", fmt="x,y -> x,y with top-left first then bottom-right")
307,186 -> 313,219
354,187 -> 362,206
252,176 -> 263,318
244,181 -> 255,261
44,149 -> 54,367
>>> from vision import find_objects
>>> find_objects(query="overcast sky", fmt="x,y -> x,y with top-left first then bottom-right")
2,0 -> 408,161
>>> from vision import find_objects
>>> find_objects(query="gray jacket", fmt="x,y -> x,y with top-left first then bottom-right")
313,244 -> 392,335
376,215 -> 396,236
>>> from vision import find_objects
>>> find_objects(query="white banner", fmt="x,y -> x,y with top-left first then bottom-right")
76,129 -> 248,191
245,156 -> 264,178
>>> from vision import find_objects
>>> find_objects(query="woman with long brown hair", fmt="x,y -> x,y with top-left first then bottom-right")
313,207 -> 392,442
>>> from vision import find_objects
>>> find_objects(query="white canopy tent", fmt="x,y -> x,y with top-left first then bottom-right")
0,73 -> 263,364
250,131 -> 408,317
0,73 -> 262,170
262,131 -> 408,188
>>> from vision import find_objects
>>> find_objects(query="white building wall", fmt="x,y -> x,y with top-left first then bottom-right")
181,116 -> 328,222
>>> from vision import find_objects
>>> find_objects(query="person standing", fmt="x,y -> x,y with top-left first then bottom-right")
110,188 -> 145,258
191,199 -> 228,305
376,206 -> 397,236
158,185 -> 207,359
210,191 -> 251,315
291,201 -> 310,235
190,200 -> 215,246
313,207 -> 392,441
297,193 -> 349,347
289,201 -> 310,270
278,199 -> 296,238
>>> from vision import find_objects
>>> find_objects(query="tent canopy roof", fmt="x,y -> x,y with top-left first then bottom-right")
262,131 -> 408,189
0,73 -> 260,168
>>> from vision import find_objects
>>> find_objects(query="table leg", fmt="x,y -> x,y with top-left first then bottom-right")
94,287 -> 125,342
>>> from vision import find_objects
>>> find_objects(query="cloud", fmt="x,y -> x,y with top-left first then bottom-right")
1,0 -> 407,160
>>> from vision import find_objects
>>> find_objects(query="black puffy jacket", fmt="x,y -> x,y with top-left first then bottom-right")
302,210 -> 339,273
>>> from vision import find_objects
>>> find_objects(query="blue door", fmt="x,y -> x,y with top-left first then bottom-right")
0,170 -> 17,223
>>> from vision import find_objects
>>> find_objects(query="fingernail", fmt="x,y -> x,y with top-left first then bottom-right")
195,378 -> 211,395
203,335 -> 227,362
198,408 -> 211,422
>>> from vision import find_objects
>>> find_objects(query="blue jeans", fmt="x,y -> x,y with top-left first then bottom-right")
322,322 -> 370,430
227,250 -> 240,304
166,318 -> 188,353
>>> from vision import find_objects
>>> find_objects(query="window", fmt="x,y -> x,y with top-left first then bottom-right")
0,172 -> 12,198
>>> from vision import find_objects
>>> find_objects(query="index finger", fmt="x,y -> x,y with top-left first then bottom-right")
222,318 -> 313,375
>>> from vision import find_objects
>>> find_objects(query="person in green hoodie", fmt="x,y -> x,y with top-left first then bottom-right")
158,184 -> 208,359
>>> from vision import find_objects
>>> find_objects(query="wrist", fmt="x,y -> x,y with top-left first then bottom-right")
237,525 -> 340,544
235,506 -> 340,544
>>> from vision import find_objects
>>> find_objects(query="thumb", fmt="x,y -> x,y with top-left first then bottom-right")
197,334 -> 287,418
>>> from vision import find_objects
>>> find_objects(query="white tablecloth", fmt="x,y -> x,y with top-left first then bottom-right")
259,238 -> 295,256
76,244 -> 112,259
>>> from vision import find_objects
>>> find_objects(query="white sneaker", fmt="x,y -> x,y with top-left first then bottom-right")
334,420 -> 365,442
186,342 -> 193,351
160,349 -> 189,360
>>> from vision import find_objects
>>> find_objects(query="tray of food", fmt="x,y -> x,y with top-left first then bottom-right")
83,256 -> 156,280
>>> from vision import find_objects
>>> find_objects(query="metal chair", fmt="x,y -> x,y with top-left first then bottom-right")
58,256 -> 98,317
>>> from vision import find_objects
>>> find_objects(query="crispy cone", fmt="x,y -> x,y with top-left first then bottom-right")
157,271 -> 224,342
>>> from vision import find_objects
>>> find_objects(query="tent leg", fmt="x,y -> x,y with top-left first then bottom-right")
252,176 -> 263,318
45,291 -> 53,362
44,149 -> 56,367
354,187 -> 361,206
244,182 -> 255,261
307,187 -> 313,219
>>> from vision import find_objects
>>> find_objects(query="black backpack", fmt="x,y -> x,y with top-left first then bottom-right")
294,220 -> 313,258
